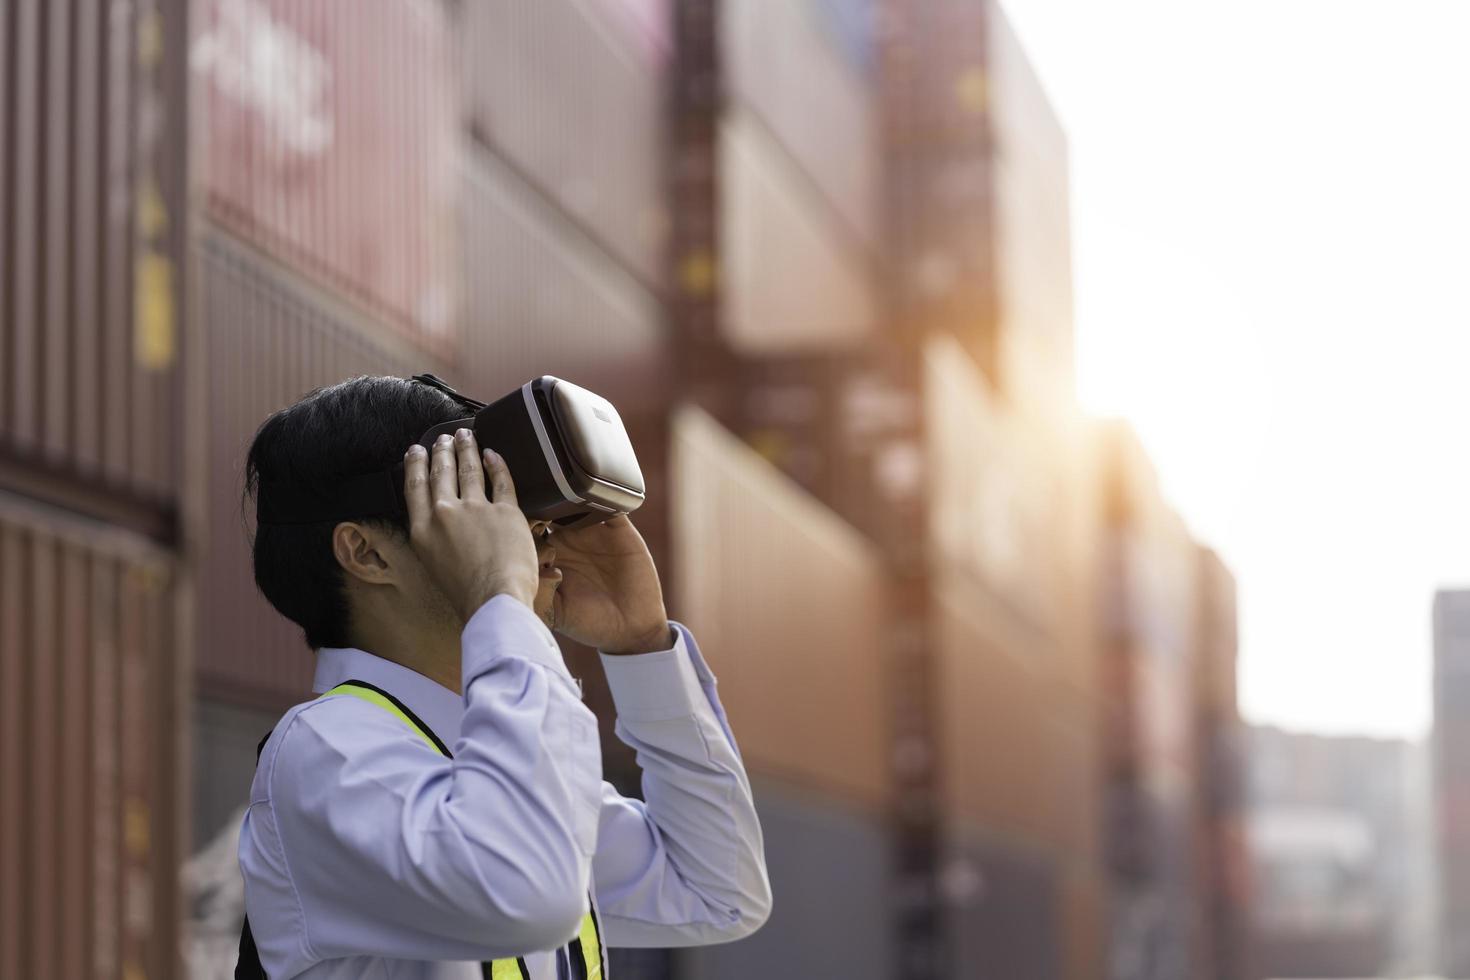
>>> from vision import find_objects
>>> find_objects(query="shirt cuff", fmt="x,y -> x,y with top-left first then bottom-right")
461,594 -> 573,688
598,621 -> 709,722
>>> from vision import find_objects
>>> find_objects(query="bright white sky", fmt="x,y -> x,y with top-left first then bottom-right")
998,1 -> 1470,738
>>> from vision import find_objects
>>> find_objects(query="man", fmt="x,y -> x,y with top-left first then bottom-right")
237,376 -> 771,978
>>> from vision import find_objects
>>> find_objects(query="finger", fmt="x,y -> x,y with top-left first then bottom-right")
454,428 -> 486,501
482,448 -> 518,507
429,433 -> 458,504
404,445 -> 430,530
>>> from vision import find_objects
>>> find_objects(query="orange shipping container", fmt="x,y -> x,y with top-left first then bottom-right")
0,496 -> 182,980
670,404 -> 890,807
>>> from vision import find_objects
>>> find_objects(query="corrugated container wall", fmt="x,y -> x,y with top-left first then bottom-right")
1193,548 -> 1256,980
986,3 -> 1075,422
0,498 -> 181,980
1,0 -> 190,977
1,0 -> 186,520
195,234 -> 443,706
460,0 -> 670,289
196,0 -> 461,352
1096,420 -> 1207,980
717,0 -> 879,353
882,0 -> 999,380
671,405 -> 889,806
671,405 -> 893,979
924,334 -> 1104,980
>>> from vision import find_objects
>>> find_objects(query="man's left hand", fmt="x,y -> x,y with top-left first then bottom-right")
549,514 -> 672,655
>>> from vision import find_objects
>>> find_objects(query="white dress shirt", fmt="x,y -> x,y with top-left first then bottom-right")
238,594 -> 771,979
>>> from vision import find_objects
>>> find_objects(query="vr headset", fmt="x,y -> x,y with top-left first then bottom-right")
257,374 -> 646,530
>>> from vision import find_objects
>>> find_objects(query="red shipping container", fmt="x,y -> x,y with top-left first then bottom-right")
196,0 -> 460,351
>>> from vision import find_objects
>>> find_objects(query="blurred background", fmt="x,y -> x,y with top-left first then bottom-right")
1,1 -> 1467,978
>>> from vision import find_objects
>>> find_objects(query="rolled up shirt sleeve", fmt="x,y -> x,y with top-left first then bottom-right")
591,621 -> 772,947
246,595 -> 604,969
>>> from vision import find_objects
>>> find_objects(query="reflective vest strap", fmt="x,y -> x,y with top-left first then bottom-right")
571,899 -> 605,980
486,959 -> 531,980
322,681 -> 448,755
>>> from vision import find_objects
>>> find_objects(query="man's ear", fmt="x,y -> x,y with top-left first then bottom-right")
331,521 -> 395,587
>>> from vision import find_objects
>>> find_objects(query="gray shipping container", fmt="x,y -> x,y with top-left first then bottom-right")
678,778 -> 893,980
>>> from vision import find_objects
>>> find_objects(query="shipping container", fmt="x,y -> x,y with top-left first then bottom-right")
880,0 -> 999,380
923,335 -> 1078,633
1192,548 -> 1254,980
678,778 -> 893,980
196,0 -> 461,351
0,492 -> 181,980
718,111 -> 879,354
721,0 -> 879,248
459,0 -> 669,287
1094,421 -> 1211,980
457,150 -> 668,410
670,404 -> 890,807
194,231 -> 443,707
940,829 -> 1064,980
934,595 -> 1097,857
0,0 -> 186,512
987,2 -> 1076,421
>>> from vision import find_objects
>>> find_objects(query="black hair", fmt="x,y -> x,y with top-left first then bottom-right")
243,375 -> 469,650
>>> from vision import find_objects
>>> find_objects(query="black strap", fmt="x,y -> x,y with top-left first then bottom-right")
235,731 -> 275,979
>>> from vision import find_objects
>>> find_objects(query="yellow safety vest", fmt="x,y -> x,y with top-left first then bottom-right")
322,680 -> 607,980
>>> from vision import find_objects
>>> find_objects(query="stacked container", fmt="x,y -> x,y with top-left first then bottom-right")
670,405 -> 894,980
1094,422 -> 1213,980
0,0 -> 1253,975
1192,549 -> 1256,980
0,0 -> 190,976
925,335 -> 1105,980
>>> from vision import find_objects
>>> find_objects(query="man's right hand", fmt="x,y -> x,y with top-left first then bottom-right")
403,428 -> 539,621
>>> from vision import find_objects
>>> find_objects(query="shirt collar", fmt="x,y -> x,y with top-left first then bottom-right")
312,647 -> 464,749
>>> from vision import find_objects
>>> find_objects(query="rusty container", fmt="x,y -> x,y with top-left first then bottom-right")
195,0 -> 461,352
669,404 -> 890,808
1,0 -> 186,512
0,495 -> 181,980
459,0 -> 669,288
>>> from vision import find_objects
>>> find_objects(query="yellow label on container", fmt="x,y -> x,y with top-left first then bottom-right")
125,797 -> 151,859
134,251 -> 176,371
